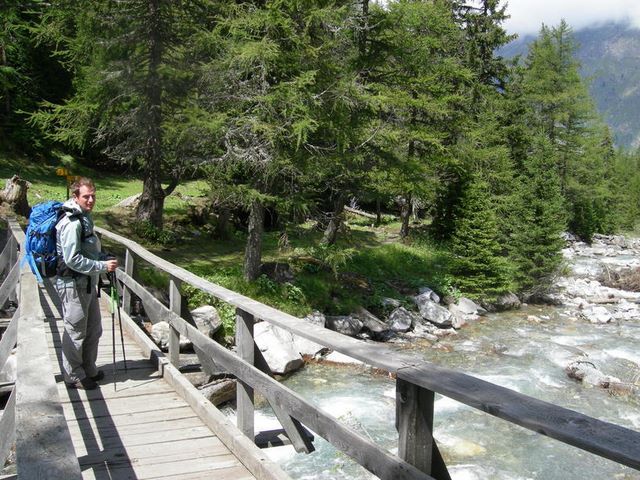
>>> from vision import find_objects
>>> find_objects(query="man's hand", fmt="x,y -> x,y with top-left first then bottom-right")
105,259 -> 118,272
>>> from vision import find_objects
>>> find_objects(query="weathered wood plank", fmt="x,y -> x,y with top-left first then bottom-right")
169,277 -> 181,366
122,248 -> 134,314
15,270 -> 82,479
0,386 -> 15,468
236,308 -> 255,441
0,262 -> 19,308
0,239 -> 12,276
0,309 -> 17,372
397,364 -> 640,471
397,379 -> 436,476
82,459 -> 253,480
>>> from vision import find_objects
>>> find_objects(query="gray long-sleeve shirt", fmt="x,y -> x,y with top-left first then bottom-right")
55,199 -> 107,281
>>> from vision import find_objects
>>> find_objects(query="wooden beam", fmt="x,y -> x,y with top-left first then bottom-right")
0,308 -> 18,372
397,379 -> 435,475
236,308 -> 255,441
0,239 -> 12,277
0,262 -> 19,308
122,248 -> 134,314
169,277 -> 181,366
15,265 -> 82,479
397,364 -> 640,471
0,387 -> 15,468
255,427 -> 314,449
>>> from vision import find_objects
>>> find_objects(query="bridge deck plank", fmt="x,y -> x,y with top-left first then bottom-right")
42,299 -> 258,480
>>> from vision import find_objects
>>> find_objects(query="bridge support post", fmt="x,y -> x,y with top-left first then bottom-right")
236,308 -> 255,441
169,277 -> 182,366
122,249 -> 134,315
396,379 -> 451,479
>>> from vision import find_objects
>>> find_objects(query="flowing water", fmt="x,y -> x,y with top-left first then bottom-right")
250,245 -> 640,479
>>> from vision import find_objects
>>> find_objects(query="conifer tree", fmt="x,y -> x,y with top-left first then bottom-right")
509,137 -> 566,292
449,175 -> 511,297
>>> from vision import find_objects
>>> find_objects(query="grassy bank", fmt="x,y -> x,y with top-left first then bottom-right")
2,151 -> 453,320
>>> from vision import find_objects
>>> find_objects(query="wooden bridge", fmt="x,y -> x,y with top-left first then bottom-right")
1,216 -> 640,480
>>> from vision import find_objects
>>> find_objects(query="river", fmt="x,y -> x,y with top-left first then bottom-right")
249,236 -> 640,480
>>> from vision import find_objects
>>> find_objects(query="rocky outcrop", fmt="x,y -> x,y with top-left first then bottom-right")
150,321 -> 192,351
325,315 -> 364,337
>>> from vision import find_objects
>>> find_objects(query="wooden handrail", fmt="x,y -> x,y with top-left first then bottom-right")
96,226 -> 640,475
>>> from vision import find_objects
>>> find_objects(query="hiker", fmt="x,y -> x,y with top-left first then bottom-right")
56,177 -> 118,390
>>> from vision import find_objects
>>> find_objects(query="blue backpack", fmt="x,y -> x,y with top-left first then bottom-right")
23,201 -> 81,283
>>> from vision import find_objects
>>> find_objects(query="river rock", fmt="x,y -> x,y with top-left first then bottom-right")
323,351 -> 364,365
304,310 -> 326,328
114,193 -> 141,209
448,297 -> 485,329
254,322 -> 304,375
492,293 -> 521,311
417,287 -> 440,304
387,307 -> 417,333
353,307 -> 390,338
260,262 -> 294,283
578,305 -> 612,324
416,299 -> 453,328
150,321 -> 192,351
0,349 -> 16,384
325,315 -> 364,337
190,305 -> 222,338
199,378 -> 236,406
565,360 -> 622,389
381,297 -> 401,309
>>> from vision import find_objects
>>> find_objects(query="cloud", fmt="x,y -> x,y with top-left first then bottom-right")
502,0 -> 640,36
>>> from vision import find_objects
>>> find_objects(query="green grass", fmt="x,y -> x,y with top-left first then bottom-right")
2,150 -> 454,319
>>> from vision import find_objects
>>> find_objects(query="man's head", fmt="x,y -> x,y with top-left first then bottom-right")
71,177 -> 96,212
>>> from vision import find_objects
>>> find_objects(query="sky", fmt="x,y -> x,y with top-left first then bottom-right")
502,0 -> 640,36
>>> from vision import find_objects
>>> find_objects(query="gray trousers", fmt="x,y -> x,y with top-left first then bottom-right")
56,276 -> 102,383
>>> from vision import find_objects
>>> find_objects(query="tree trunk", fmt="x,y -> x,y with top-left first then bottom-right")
399,194 -> 411,239
375,197 -> 381,226
135,0 -> 165,229
0,176 -> 31,217
244,200 -> 265,281
322,193 -> 346,246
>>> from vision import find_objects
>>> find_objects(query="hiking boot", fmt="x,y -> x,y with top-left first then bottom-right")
90,370 -> 105,382
66,377 -> 98,390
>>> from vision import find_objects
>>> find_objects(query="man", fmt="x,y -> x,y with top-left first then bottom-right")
56,177 -> 118,390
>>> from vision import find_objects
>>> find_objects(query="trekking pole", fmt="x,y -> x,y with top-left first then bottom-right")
109,273 -> 117,391
111,269 -> 128,372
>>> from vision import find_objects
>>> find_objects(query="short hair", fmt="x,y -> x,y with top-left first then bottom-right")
71,177 -> 95,197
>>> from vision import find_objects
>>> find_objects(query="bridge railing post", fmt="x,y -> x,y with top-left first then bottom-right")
122,248 -> 134,315
7,233 -> 17,304
396,378 -> 450,480
168,276 -> 182,366
236,307 -> 255,441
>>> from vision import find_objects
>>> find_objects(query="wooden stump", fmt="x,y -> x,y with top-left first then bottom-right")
0,176 -> 31,218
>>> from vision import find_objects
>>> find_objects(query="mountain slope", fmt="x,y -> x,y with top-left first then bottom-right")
501,22 -> 640,149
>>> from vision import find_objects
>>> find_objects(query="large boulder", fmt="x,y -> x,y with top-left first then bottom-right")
254,322 -> 304,375
417,287 -> 440,304
565,360 -> 622,389
260,262 -> 294,283
578,305 -> 612,324
387,307 -> 416,333
416,298 -> 453,328
199,379 -> 236,406
292,312 -> 327,357
325,315 -> 364,337
353,307 -> 391,338
190,305 -> 223,338
484,293 -> 521,312
150,321 -> 192,351
448,297 -> 485,329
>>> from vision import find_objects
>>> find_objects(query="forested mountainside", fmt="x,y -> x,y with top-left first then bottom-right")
502,22 -> 640,149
